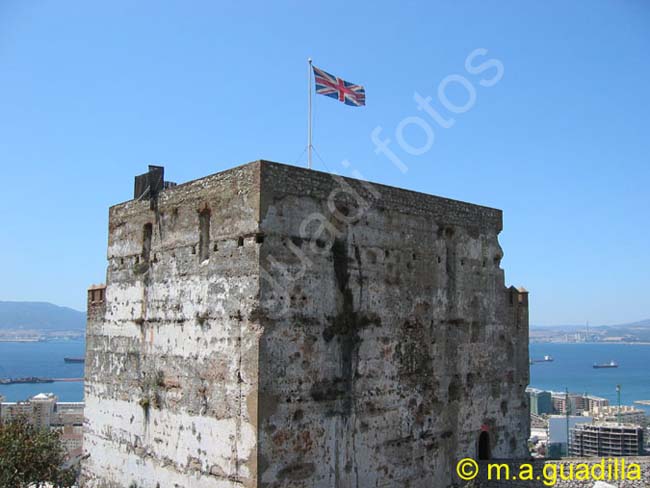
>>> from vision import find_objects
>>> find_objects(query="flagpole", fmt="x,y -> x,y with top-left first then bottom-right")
307,58 -> 313,169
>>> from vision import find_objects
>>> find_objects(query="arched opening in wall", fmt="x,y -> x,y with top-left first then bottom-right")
199,208 -> 211,262
142,223 -> 153,262
478,431 -> 491,460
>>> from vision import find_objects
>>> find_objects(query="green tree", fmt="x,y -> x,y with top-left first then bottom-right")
0,416 -> 77,487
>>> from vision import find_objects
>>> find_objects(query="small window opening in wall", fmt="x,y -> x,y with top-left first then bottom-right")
142,223 -> 153,262
199,208 -> 211,261
460,259 -> 465,266
238,236 -> 244,247
478,431 -> 491,460
255,233 -> 265,244
437,256 -> 442,264
213,243 -> 218,252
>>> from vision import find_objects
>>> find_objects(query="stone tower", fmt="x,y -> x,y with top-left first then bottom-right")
82,160 -> 529,487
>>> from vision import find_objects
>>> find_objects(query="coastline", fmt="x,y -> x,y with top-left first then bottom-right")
529,343 -> 650,414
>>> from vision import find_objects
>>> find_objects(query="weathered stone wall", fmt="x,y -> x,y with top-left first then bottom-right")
460,458 -> 650,487
82,163 -> 264,487
82,160 -> 529,488
255,162 -> 529,487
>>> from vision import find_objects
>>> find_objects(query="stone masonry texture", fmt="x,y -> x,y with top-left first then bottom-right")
81,160 -> 530,488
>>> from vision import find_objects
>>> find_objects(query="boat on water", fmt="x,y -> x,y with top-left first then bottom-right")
531,355 -> 554,364
593,360 -> 618,369
64,357 -> 85,363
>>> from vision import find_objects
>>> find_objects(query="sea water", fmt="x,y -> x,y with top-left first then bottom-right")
529,342 -> 650,414
0,339 -> 85,402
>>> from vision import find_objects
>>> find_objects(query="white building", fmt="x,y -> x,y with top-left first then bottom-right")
550,391 -> 608,414
547,415 -> 593,456
588,405 -> 646,426
0,393 -> 84,458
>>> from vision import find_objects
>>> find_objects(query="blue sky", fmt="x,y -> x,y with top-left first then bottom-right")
0,1 -> 648,325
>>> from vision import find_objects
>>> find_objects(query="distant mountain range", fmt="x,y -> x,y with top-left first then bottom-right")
531,319 -> 650,331
0,301 -> 85,331
531,319 -> 650,343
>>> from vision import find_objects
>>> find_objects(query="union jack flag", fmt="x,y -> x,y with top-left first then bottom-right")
313,65 -> 366,107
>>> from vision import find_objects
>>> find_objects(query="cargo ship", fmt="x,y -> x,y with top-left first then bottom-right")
593,360 -> 618,369
64,357 -> 85,363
